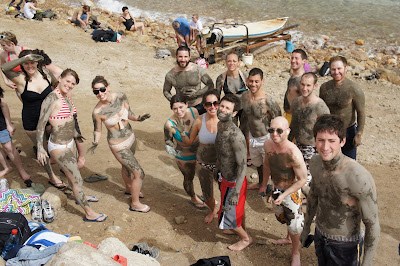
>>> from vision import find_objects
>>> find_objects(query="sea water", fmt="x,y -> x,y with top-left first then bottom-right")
86,0 -> 399,49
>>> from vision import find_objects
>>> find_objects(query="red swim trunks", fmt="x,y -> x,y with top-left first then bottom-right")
218,177 -> 247,229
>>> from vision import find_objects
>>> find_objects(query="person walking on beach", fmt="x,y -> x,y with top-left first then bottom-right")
241,68 -> 281,190
164,94 -> 207,209
300,114 -> 379,265
215,94 -> 252,251
171,18 -> 191,47
259,116 -> 307,266
163,46 -> 214,115
116,6 -> 145,35
37,69 -> 107,222
283,49 -> 307,127
319,56 -> 365,160
89,76 -> 151,213
288,72 -> 330,195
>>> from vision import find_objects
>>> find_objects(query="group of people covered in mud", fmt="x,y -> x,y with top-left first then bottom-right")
1,27 -> 379,265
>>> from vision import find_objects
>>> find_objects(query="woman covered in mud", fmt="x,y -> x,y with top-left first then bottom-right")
36,69 -> 107,222
164,94 -> 207,209
1,50 -> 62,187
89,76 -> 151,213
175,90 -> 220,224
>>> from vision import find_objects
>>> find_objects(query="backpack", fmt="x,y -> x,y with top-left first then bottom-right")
319,61 -> 330,76
0,212 -> 32,252
191,256 -> 231,266
91,29 -> 117,42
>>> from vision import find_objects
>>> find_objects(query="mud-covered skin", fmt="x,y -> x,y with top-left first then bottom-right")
268,152 -> 296,187
241,91 -> 281,138
163,63 -> 214,106
283,76 -> 301,113
301,153 -> 380,265
289,98 -> 330,145
319,78 -> 365,145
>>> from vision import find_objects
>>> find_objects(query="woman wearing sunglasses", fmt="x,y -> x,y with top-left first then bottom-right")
164,94 -> 207,209
175,90 -> 220,223
36,69 -> 107,222
89,76 -> 151,213
1,50 -> 64,188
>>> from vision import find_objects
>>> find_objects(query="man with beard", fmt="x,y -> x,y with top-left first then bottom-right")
215,94 -> 252,251
288,72 -> 330,194
283,49 -> 307,127
259,116 -> 307,266
241,68 -> 281,189
319,56 -> 365,160
163,46 -> 214,115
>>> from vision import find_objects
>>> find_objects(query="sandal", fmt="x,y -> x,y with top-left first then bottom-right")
48,181 -> 67,190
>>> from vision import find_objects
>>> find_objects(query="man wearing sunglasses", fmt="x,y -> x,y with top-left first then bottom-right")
288,73 -> 330,195
259,116 -> 307,266
163,46 -> 214,115
241,68 -> 281,190
215,94 -> 251,251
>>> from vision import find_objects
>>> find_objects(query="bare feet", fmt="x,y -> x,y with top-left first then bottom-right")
204,212 -> 215,224
77,157 -> 85,169
0,167 -> 13,178
223,229 -> 235,235
273,238 -> 292,245
291,252 -> 301,266
247,183 -> 260,190
228,235 -> 253,251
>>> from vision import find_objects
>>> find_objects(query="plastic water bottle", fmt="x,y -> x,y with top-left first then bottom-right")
1,229 -> 19,258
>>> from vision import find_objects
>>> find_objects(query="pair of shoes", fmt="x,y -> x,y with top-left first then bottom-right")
48,181 -> 67,190
132,242 -> 160,259
0,178 -> 9,191
189,201 -> 208,210
129,205 -> 150,213
83,213 -> 108,222
124,191 -> 144,198
84,174 -> 108,183
32,200 -> 55,223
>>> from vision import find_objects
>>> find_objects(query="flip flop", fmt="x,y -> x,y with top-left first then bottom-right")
189,201 -> 208,210
76,195 -> 99,204
24,179 -> 33,188
84,174 -> 109,183
83,213 -> 107,222
129,205 -> 150,213
48,181 -> 67,190
124,192 -> 144,198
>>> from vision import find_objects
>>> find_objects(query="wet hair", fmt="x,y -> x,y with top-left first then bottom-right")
82,5 -> 90,11
122,6 -> 128,12
292,48 -> 307,60
18,49 -> 48,82
221,94 -> 240,112
226,51 -> 239,61
170,94 -> 187,109
248,68 -> 263,80
329,55 -> 347,67
91,75 -> 109,88
0,31 -> 17,45
33,49 -> 52,68
302,72 -> 318,85
176,45 -> 190,56
313,114 -> 346,141
202,90 -> 220,104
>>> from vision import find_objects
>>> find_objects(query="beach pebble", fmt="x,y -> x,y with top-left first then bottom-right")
387,58 -> 397,65
105,225 -> 122,235
355,39 -> 365,45
41,187 -> 68,212
174,216 -> 186,224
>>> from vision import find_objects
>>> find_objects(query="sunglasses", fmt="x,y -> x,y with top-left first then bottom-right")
204,101 -> 219,108
93,87 -> 106,95
267,128 -> 286,134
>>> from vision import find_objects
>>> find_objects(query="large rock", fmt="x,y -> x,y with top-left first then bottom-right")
97,238 -> 160,266
41,187 -> 68,213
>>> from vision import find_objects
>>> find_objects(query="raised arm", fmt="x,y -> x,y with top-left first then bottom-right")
2,54 -> 43,84
228,135 -> 247,205
36,93 -> 57,165
121,92 -> 150,122
176,116 -> 201,145
353,86 -> 365,147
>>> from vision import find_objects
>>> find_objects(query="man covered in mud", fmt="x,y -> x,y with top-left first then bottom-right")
163,46 -> 214,115
215,94 -> 252,251
288,72 -> 330,194
241,68 -> 281,189
300,114 -> 380,266
283,49 -> 307,127
319,56 -> 365,160
259,116 -> 307,266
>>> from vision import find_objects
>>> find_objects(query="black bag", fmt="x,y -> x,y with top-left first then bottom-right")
191,256 -> 231,266
319,61 -> 330,76
0,212 -> 32,252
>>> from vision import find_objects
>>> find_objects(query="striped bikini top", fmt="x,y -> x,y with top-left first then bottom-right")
49,89 -> 77,120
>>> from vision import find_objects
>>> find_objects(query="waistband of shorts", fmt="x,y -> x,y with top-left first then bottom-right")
294,140 -> 315,149
316,226 -> 362,242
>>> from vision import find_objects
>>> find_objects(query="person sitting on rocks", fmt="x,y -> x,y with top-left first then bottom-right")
69,5 -> 90,30
116,6 -> 145,35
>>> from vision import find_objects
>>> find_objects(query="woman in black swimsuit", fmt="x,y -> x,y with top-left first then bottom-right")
116,6 -> 145,35
1,50 -> 66,189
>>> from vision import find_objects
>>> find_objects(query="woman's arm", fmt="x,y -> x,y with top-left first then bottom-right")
36,93 -> 57,165
43,68 -> 57,87
0,97 -> 15,136
121,92 -> 151,122
116,17 -> 123,32
1,54 -> 43,84
175,116 -> 200,145
130,12 -> 137,30
87,110 -> 102,154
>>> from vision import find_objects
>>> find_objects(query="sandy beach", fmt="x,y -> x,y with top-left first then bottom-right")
0,2 -> 399,265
